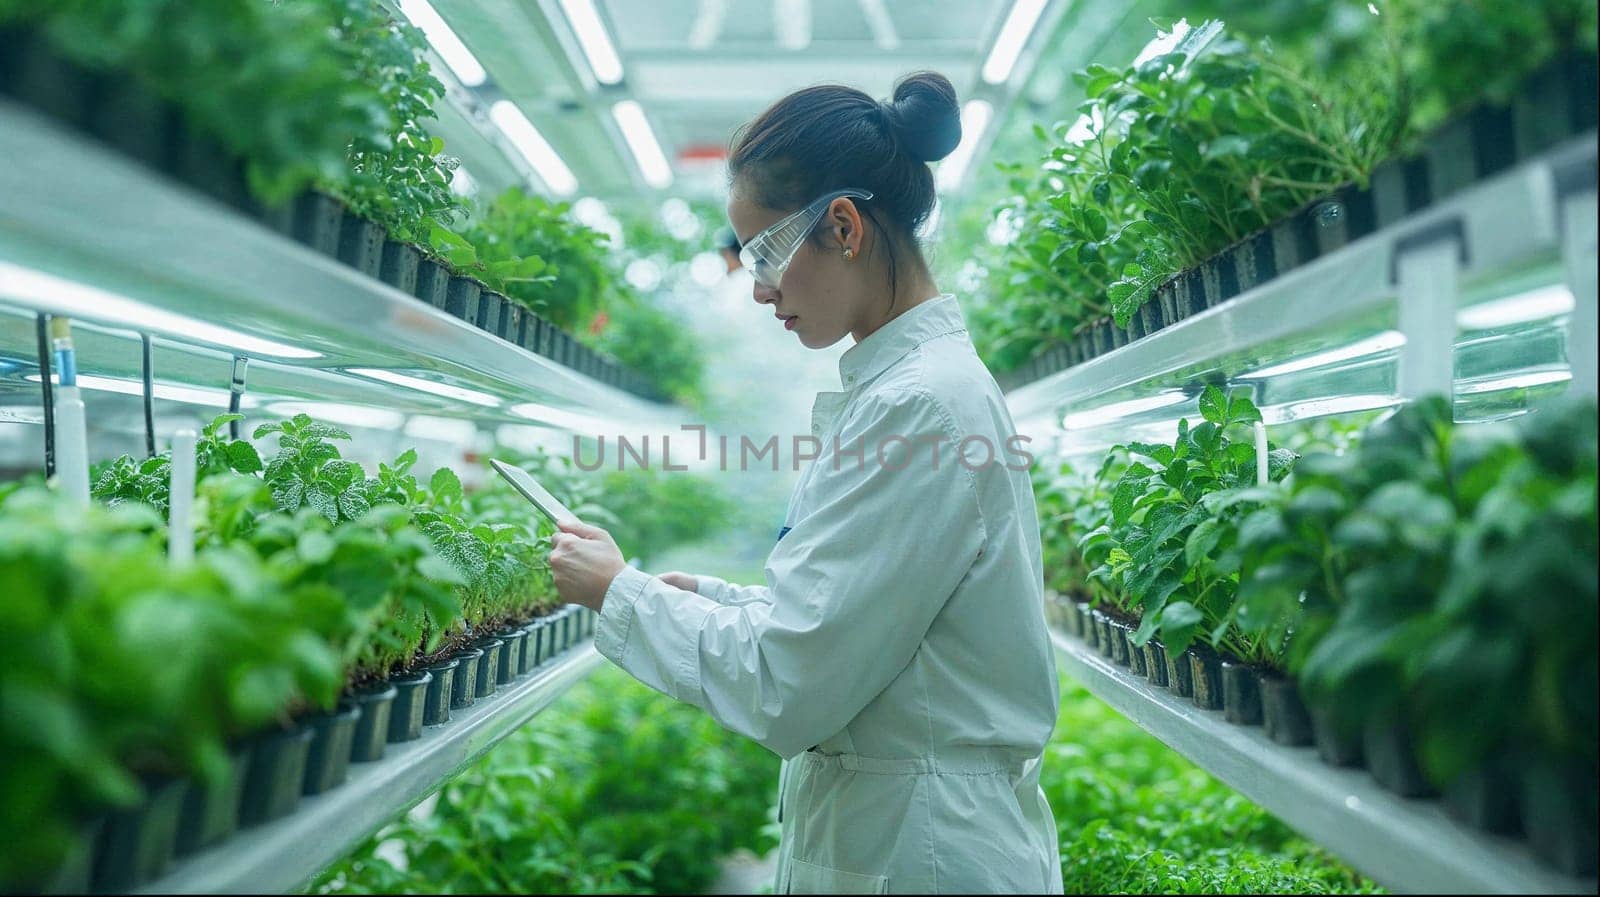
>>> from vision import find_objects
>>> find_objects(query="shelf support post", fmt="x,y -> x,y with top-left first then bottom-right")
1558,181 -> 1597,400
1393,221 -> 1466,403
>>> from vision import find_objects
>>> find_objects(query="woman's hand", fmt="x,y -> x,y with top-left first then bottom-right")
548,520 -> 626,612
657,571 -> 699,593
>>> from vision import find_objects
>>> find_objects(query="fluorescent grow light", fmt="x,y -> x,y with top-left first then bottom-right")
264,401 -> 404,431
489,101 -> 579,196
558,0 -> 625,84
1237,330 -> 1406,380
0,260 -> 321,360
981,0 -> 1048,84
1456,283 -> 1575,331
398,0 -> 488,87
774,0 -> 812,50
1061,390 -> 1189,431
935,100 -> 993,192
858,0 -> 900,50
612,100 -> 673,189
346,368 -> 500,407
28,373 -> 245,408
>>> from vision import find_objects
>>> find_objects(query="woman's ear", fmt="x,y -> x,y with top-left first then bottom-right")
828,197 -> 865,257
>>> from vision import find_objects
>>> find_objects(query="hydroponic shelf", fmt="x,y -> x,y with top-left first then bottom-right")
0,98 -> 678,436
1049,631 -> 1597,896
1008,133 -> 1598,459
131,643 -> 604,895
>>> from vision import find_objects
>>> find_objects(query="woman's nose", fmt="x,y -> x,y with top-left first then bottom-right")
751,282 -> 779,305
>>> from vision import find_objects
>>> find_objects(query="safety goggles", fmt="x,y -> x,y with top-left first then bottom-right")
739,188 -> 874,289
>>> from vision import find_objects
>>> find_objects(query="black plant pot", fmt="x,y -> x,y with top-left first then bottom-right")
1073,332 -> 1094,367
85,71 -> 176,174
422,656 -> 459,726
477,290 -> 504,337
1058,597 -> 1082,637
1522,758 -> 1598,876
1177,269 -> 1209,321
515,625 -> 537,676
387,670 -> 433,743
497,627 -> 525,685
349,683 -> 397,763
175,744 -> 252,856
1425,114 -> 1478,202
379,240 -> 420,294
1199,251 -> 1240,308
1075,604 -> 1097,650
1109,321 -> 1129,349
1309,191 -> 1359,257
1125,629 -> 1149,678
444,276 -> 482,324
474,637 -> 504,698
536,315 -> 558,359
1466,102 -> 1517,180
4,27 -> 97,130
1155,278 -> 1183,330
1108,620 -> 1131,667
1136,299 -> 1164,339
93,776 -> 188,891
1369,156 -> 1432,229
1310,703 -> 1364,767
239,723 -> 314,826
527,620 -> 549,669
271,191 -> 344,258
556,608 -> 575,652
1258,673 -> 1313,747
1188,646 -> 1224,711
1512,52 -> 1600,161
36,816 -> 102,895
302,702 -> 360,796
1220,660 -> 1262,726
1443,753 -> 1522,836
1088,320 -> 1113,359
503,304 -> 525,345
337,216 -> 386,279
1164,644 -> 1194,698
1090,610 -> 1113,660
1363,714 -> 1436,798
1231,229 -> 1277,296
1143,640 -> 1169,688
171,119 -> 252,212
1268,208 -> 1319,276
414,257 -> 451,309
450,646 -> 484,710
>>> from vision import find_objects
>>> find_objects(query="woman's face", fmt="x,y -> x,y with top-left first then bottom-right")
727,187 -> 866,350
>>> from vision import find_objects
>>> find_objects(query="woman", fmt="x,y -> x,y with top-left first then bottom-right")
549,71 -> 1062,894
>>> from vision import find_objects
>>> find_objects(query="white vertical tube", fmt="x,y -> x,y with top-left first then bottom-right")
168,429 -> 197,566
1255,422 -> 1269,487
54,385 -> 91,506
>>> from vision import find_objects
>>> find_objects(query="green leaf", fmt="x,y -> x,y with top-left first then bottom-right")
1185,518 -> 1224,567
1198,385 -> 1229,425
226,440 -> 263,474
1203,135 -> 1251,160
297,529 -> 336,564
338,490 -> 371,521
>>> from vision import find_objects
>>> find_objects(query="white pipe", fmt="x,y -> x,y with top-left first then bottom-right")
54,385 -> 90,506
168,429 -> 197,566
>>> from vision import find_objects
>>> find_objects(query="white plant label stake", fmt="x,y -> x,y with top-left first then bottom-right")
1255,421 -> 1269,487
168,429 -> 197,566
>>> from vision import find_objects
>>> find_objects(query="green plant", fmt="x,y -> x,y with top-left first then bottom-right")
1100,386 -> 1296,661
0,0 -> 390,204
312,666 -> 780,895
256,414 -> 378,524
323,0 -> 465,243
460,190 -> 608,330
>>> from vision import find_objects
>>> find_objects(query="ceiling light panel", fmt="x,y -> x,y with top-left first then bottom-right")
398,0 -> 488,86
488,100 -> 579,196
558,0 -> 626,84
612,100 -> 674,188
982,0 -> 1048,84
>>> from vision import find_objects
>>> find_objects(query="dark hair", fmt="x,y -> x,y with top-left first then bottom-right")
728,71 -> 961,297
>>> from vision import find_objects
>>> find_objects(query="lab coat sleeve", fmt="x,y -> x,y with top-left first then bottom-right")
693,574 -> 772,606
594,387 -> 987,759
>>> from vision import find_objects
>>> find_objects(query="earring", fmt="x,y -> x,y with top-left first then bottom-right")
842,248 -> 854,260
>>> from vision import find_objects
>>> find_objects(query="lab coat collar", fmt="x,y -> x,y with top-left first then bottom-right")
837,294 -> 965,391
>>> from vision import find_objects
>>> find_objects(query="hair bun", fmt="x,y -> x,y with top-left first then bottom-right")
884,71 -> 961,163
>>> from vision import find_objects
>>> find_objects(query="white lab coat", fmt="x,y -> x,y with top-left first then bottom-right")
595,295 -> 1063,894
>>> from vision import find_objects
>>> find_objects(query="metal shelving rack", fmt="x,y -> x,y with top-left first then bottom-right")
1050,633 -> 1596,895
1019,135 -> 1599,894
0,99 -> 679,438
1007,134 -> 1598,461
136,646 -> 605,895
0,97 -> 665,892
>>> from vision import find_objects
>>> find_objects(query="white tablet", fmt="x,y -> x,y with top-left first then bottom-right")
489,458 -> 581,527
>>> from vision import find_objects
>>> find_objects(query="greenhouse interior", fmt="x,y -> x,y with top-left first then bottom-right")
0,0 -> 1596,894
